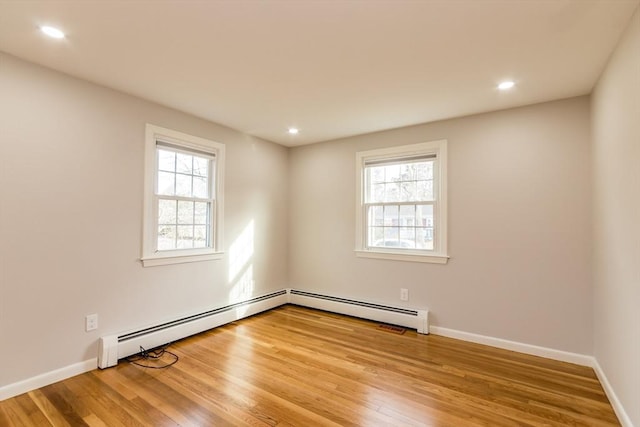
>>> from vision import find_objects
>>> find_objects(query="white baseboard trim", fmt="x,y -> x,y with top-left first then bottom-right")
429,325 -> 594,367
0,358 -> 97,402
591,358 -> 633,427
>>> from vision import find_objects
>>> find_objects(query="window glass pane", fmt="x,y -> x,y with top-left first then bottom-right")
158,225 -> 176,250
420,227 -> 434,250
177,226 -> 194,249
400,163 -> 416,181
193,176 -> 208,198
194,202 -> 209,225
416,161 -> 434,180
399,205 -> 415,226
384,183 -> 400,202
415,227 -> 426,248
370,166 -> 385,183
399,181 -> 417,202
158,149 -> 175,172
193,226 -> 208,248
157,172 -> 175,195
193,157 -> 209,177
399,227 -> 416,248
417,204 -> 434,227
370,206 -> 384,226
368,183 -> 384,203
385,164 -> 401,182
175,174 -> 192,197
176,153 -> 193,174
425,227 -> 434,249
417,180 -> 434,201
416,227 -> 434,249
177,201 -> 194,224
384,205 -> 399,226
369,226 -> 384,244
158,199 -> 177,225
384,227 -> 399,243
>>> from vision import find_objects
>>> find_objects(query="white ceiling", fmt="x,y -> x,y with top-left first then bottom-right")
0,1 -> 637,146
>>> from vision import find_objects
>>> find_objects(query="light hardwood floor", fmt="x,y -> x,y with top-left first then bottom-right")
0,305 -> 620,426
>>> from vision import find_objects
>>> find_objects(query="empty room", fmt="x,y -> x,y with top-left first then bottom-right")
0,1 -> 638,426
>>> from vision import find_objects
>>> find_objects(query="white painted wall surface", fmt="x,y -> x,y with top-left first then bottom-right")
0,53 -> 289,387
591,6 -> 640,426
289,96 -> 593,355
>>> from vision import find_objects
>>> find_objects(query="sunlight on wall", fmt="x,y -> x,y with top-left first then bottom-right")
230,266 -> 254,315
228,220 -> 255,316
229,220 -> 254,283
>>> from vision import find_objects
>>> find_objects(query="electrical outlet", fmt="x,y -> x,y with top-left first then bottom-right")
86,314 -> 98,332
400,288 -> 409,301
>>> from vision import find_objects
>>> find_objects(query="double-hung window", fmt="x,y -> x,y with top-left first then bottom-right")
142,124 -> 225,267
355,140 -> 448,264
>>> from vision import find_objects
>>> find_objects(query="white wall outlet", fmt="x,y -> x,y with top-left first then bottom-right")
400,288 -> 409,301
86,313 -> 98,332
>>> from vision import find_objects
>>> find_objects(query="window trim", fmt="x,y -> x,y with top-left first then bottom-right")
142,124 -> 225,267
355,140 -> 449,264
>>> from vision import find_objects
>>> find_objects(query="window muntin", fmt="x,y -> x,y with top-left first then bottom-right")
355,141 -> 448,264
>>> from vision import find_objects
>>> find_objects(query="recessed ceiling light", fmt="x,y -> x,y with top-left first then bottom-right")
40,26 -> 65,39
288,128 -> 299,135
498,81 -> 515,90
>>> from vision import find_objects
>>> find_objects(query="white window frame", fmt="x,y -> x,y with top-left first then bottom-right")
142,124 -> 225,267
355,140 -> 449,264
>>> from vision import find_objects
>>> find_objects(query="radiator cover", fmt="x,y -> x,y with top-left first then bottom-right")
288,289 -> 429,334
98,290 -> 287,369
98,289 -> 429,369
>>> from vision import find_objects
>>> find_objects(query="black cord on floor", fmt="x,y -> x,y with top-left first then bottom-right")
126,344 -> 179,369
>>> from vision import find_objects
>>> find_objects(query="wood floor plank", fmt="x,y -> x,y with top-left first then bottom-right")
169,345 -> 343,426
0,398 -> 37,426
66,371 -> 153,426
0,305 -> 621,426
107,364 -> 228,426
39,383 -> 89,426
234,313 -> 544,425
26,389 -> 67,427
210,322 -> 487,425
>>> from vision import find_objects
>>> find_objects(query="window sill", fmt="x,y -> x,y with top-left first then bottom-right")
354,250 -> 449,264
141,251 -> 224,267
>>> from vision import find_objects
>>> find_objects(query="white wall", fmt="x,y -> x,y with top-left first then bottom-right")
0,53 -> 289,387
289,96 -> 593,355
591,6 -> 640,426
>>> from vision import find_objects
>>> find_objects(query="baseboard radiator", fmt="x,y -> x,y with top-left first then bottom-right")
98,288 -> 428,369
288,289 -> 429,334
98,289 -> 288,369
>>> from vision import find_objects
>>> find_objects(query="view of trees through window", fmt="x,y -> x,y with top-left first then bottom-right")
156,148 -> 213,250
365,160 -> 435,250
